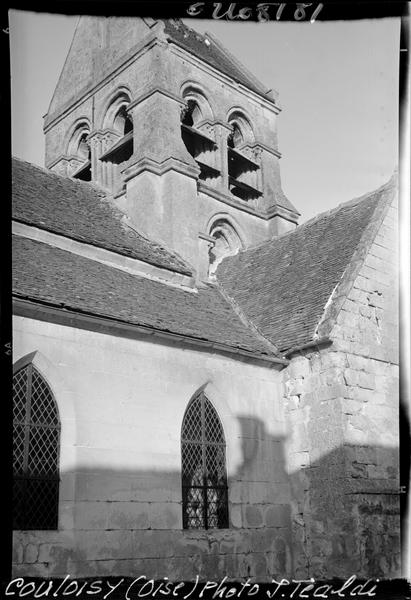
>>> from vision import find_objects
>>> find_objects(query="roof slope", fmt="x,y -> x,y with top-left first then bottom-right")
13,236 -> 275,359
162,19 -> 273,99
12,157 -> 192,276
217,177 -> 396,353
45,17 -> 274,124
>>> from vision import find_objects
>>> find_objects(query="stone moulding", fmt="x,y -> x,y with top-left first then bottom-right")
198,181 -> 299,223
122,156 -> 200,182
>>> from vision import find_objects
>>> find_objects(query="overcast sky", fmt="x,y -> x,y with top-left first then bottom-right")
9,10 -> 400,222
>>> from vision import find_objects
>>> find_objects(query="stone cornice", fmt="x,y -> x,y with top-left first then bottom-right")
87,128 -> 121,141
13,297 -> 288,368
46,154 -> 83,170
265,203 -> 300,222
198,182 -> 299,223
128,87 -> 186,111
247,141 -> 282,159
123,156 -> 200,182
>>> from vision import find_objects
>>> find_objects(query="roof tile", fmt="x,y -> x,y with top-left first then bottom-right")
13,235 -> 274,358
217,177 -> 396,352
12,157 -> 192,276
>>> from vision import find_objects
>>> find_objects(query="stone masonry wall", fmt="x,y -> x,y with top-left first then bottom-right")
13,315 -> 291,581
283,194 -> 400,578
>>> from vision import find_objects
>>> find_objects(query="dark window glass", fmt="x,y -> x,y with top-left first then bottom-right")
13,364 -> 60,530
181,392 -> 229,529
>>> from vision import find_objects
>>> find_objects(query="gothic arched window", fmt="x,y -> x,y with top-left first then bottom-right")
181,392 -> 229,529
13,364 -> 60,530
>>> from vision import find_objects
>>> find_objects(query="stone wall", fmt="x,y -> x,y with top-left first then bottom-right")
283,194 -> 400,578
12,315 -> 291,580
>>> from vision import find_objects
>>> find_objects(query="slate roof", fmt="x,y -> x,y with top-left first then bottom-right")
162,19 -> 272,99
217,177 -> 396,353
12,157 -> 192,276
13,235 -> 276,359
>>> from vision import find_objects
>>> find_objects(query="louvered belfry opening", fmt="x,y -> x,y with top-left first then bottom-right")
13,364 -> 60,530
181,392 -> 229,529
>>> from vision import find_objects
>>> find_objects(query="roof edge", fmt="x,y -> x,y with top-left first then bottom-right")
13,296 -> 288,367
315,173 -> 398,340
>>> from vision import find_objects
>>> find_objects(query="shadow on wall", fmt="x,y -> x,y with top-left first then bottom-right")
12,416 -> 401,581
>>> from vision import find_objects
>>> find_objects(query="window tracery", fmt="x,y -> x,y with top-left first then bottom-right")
181,392 -> 229,529
13,364 -> 60,530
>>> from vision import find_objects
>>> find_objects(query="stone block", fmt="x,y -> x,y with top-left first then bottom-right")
344,369 -> 375,390
74,501 -> 109,529
108,501 -> 150,530
12,542 -> 23,564
264,504 -> 291,528
317,384 -> 347,401
244,505 -> 264,527
349,288 -> 370,305
340,299 -> 361,315
75,530 -> 134,561
148,502 -> 181,529
229,504 -> 242,528
361,265 -> 392,286
364,253 -> 390,273
370,243 -> 394,263
342,399 -> 365,414
287,356 -> 311,380
24,544 -> 39,564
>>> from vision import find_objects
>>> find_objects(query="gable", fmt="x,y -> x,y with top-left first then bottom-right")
46,16 -> 153,119
217,176 -> 397,353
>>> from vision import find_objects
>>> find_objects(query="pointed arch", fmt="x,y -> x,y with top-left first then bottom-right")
181,391 -> 229,529
12,350 -> 76,530
13,360 -> 60,529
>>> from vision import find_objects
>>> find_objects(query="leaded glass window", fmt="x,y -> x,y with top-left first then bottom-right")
13,364 -> 60,530
181,392 -> 229,529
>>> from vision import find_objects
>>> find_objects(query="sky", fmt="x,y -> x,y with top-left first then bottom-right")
8,9 -> 400,222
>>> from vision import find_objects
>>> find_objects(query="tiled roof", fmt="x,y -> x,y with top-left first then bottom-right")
12,235 -> 276,359
162,19 -> 272,99
217,177 -> 396,353
12,157 -> 192,276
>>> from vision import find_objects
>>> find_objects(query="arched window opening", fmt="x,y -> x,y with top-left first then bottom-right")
181,392 -> 229,529
181,98 -> 219,183
208,219 -> 242,275
227,123 -> 243,149
69,126 -> 92,182
101,105 -> 134,166
78,132 -> 91,161
13,364 -> 60,530
227,114 -> 261,202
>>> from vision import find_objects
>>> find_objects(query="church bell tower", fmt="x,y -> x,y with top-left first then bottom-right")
44,17 -> 299,279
